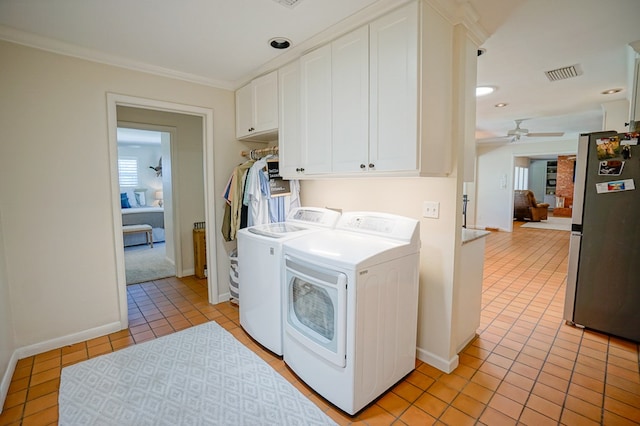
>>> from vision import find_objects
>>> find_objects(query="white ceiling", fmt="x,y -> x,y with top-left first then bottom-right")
474,0 -> 640,143
1,0 -> 639,143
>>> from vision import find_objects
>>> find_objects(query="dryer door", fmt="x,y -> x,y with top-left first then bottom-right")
284,256 -> 347,368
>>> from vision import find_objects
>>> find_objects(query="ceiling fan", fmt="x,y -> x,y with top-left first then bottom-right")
504,119 -> 565,142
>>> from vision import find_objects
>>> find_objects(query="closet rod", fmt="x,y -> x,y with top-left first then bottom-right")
241,146 -> 279,159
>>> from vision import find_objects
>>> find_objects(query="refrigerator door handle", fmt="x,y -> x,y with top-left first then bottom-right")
564,232 -> 582,322
571,134 -> 590,228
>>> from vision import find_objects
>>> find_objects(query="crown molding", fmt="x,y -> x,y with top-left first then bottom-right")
0,24 -> 235,90
424,0 -> 488,46
0,0 -> 490,91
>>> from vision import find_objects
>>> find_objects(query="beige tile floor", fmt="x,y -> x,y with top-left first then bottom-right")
1,222 -> 639,425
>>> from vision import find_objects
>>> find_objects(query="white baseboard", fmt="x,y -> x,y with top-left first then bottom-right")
0,351 -> 19,415
1,320 -> 123,414
416,346 -> 459,374
15,321 -> 123,360
179,267 -> 195,277
456,333 -> 478,354
217,291 -> 231,304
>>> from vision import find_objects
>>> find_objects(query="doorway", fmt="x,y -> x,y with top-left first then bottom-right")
107,93 -> 218,329
117,126 -> 176,284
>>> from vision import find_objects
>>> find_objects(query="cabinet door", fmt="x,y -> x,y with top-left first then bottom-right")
278,61 -> 303,178
252,71 -> 278,133
300,44 -> 332,174
235,83 -> 253,138
369,2 -> 418,172
332,25 -> 370,173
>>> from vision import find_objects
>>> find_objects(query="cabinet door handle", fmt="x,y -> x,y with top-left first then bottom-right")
248,127 -> 255,132
360,164 -> 366,169
296,167 -> 305,173
369,163 -> 375,169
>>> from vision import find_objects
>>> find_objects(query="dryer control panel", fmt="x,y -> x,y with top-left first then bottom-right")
288,207 -> 341,228
337,212 -> 419,245
345,216 -> 394,233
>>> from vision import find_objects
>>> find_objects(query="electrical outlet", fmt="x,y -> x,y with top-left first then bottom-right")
423,201 -> 440,219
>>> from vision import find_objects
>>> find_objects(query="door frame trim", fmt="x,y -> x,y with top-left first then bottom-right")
106,93 -> 218,328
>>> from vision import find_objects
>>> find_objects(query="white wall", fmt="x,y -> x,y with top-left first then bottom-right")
0,40 -> 238,355
528,159 -> 548,203
473,139 -> 578,231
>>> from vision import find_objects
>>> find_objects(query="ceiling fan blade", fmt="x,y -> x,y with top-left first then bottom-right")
526,132 -> 565,137
476,136 -> 513,143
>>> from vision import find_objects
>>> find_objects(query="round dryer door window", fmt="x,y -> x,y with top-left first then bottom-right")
284,256 -> 347,368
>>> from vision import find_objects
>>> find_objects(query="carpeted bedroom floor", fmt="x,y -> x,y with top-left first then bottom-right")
124,242 -> 175,285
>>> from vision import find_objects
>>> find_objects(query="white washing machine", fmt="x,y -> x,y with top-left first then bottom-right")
281,211 -> 420,415
237,207 -> 340,356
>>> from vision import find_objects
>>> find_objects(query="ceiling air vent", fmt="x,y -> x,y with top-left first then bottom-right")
544,64 -> 583,82
273,0 -> 305,8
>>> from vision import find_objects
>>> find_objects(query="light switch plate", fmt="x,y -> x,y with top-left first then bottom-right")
423,201 -> 440,219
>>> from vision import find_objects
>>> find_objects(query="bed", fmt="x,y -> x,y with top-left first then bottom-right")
122,207 -> 165,247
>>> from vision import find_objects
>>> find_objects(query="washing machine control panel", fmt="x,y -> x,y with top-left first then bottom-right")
289,208 -> 341,227
292,209 -> 324,223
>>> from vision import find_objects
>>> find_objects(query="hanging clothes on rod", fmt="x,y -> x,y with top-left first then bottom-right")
221,159 -> 254,242
221,146 -> 299,241
244,155 -> 274,227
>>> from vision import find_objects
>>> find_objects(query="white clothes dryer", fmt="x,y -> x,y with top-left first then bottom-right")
281,211 -> 420,415
237,207 -> 340,356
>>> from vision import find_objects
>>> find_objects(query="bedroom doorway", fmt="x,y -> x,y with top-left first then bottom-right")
107,93 -> 218,330
117,126 -> 176,284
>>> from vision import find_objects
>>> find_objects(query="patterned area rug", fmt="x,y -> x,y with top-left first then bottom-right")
59,321 -> 336,426
520,216 -> 571,231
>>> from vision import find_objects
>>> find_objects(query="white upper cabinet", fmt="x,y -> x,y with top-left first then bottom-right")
300,44 -> 333,174
332,25 -> 370,173
235,70 -> 278,142
279,1 -> 421,178
369,3 -> 418,173
278,60 -> 303,177
285,26 -> 368,177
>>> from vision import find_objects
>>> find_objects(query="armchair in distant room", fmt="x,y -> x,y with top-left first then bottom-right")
513,190 -> 550,222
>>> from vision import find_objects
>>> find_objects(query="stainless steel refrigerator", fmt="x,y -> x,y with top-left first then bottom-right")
564,130 -> 640,342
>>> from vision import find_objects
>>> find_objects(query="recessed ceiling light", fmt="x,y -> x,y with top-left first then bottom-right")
476,86 -> 495,97
495,103 -> 508,108
269,37 -> 291,49
601,88 -> 622,95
